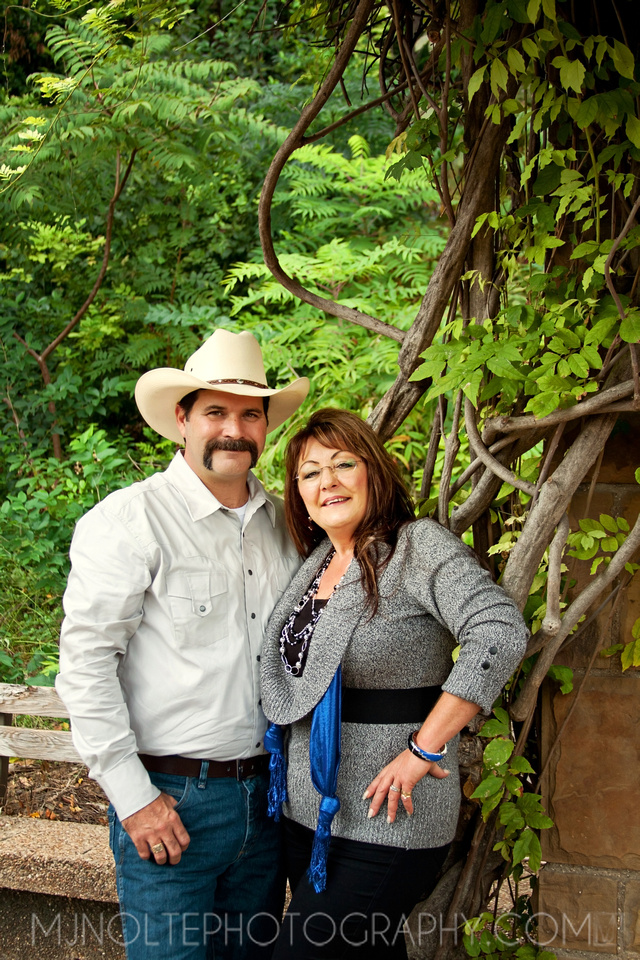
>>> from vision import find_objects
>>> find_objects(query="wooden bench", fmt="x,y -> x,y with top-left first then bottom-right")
0,682 -> 118,903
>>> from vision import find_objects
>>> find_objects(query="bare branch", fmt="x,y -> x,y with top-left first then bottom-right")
532,514 -> 570,649
420,404 -> 444,499
500,413 -> 618,610
438,391 -> 463,527
464,398 -> 537,496
483,379 -> 635,443
258,0 -> 404,345
510,510 -> 640,722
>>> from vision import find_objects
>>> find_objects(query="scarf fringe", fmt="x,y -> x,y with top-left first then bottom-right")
264,723 -> 288,821
307,796 -> 340,893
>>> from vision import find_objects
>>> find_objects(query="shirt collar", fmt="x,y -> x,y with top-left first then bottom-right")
165,451 -> 277,526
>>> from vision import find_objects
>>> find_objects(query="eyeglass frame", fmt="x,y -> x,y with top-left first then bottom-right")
294,458 -> 364,485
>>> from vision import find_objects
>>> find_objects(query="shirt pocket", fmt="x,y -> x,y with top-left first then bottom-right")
166,559 -> 228,647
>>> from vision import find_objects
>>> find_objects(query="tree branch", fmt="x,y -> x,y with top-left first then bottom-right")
510,510 -> 640,722
438,391 -> 463,527
464,398 -> 537,496
482,379 -> 635,443
258,0 -> 404,344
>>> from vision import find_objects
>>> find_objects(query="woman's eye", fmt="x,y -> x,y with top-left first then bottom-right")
302,469 -> 320,481
335,460 -> 356,472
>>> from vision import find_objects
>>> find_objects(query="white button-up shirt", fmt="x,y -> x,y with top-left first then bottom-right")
57,452 -> 301,820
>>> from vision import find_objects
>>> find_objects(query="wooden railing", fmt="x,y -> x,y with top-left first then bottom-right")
0,683 -> 81,802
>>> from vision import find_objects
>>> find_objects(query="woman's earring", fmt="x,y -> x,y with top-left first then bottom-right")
307,516 -> 314,530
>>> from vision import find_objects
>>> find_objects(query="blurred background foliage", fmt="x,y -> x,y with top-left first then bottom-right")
0,0 -> 442,682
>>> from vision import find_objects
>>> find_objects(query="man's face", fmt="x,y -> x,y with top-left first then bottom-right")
176,389 -> 268,488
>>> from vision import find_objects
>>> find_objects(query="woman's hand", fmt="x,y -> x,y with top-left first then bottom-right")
363,749 -> 449,823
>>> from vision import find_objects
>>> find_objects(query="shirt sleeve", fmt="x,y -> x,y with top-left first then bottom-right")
404,520 -> 529,712
56,504 -> 161,820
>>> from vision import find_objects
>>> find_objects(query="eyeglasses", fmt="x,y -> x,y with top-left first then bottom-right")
295,459 -> 363,486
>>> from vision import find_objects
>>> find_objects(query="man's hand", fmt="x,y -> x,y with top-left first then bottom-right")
122,793 -> 190,864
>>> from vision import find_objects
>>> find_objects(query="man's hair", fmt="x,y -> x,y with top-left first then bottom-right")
177,390 -> 270,421
284,408 -> 415,613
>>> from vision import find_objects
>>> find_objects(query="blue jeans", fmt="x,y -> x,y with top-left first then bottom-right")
109,770 -> 284,960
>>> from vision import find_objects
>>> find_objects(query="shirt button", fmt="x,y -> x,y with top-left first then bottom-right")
256,742 -> 260,748
256,655 -> 261,662
258,698 -> 262,705
251,612 -> 256,619
199,605 -> 206,612
248,569 -> 253,575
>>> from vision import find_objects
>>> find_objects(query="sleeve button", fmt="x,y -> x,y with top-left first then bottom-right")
481,661 -> 490,670
489,646 -> 498,655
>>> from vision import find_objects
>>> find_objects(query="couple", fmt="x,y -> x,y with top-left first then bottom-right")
57,329 -> 527,960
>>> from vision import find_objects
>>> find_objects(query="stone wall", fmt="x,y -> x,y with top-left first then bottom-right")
536,416 -> 640,959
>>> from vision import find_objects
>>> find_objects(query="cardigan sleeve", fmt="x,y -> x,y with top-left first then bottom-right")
404,520 -> 529,712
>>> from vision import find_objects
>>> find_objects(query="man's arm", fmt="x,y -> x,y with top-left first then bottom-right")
56,503 -> 190,862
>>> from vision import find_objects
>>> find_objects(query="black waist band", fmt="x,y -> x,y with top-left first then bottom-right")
341,686 -> 441,725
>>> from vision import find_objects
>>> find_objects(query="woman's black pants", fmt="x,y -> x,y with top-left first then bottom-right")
272,818 -> 449,960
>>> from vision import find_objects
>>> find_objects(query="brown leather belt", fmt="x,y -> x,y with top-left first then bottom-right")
139,753 -> 270,781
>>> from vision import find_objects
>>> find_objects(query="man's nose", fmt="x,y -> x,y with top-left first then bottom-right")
221,415 -> 243,437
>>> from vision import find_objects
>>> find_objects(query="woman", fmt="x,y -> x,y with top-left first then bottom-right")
260,409 -> 528,959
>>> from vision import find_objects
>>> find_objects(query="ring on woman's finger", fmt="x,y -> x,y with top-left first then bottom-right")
401,792 -> 412,800
389,785 -> 401,793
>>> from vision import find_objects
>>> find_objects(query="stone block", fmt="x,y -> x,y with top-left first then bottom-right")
541,675 -> 640,870
0,818 -> 117,902
536,867 -> 618,953
623,880 -> 640,954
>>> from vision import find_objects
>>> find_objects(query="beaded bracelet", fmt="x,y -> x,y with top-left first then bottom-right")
407,731 -> 447,763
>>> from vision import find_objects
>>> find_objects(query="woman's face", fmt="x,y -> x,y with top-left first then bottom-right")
296,438 -> 369,545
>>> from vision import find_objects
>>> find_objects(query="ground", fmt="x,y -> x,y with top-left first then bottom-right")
2,759 -> 108,824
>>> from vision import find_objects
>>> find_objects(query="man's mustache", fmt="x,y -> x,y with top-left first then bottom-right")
203,437 -> 259,470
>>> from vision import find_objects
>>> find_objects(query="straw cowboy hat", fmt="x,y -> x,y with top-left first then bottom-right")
135,329 -> 310,443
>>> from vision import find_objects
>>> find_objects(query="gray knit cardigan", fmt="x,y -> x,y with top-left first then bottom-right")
260,519 -> 528,849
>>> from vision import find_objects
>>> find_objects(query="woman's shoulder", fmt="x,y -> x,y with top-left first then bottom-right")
401,516 -> 467,551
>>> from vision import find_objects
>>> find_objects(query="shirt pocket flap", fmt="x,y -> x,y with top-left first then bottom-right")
166,571 -> 225,617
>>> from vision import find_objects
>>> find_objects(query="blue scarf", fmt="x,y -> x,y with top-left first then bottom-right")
265,665 -> 342,893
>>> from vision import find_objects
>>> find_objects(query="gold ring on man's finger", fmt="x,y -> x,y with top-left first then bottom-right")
151,842 -> 165,855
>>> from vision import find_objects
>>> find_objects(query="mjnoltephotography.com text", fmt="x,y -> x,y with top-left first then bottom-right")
30,909 -> 619,949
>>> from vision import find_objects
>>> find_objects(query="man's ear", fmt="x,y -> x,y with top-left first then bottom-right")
175,403 -> 188,441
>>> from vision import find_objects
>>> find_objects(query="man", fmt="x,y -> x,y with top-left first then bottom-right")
56,329 -> 309,959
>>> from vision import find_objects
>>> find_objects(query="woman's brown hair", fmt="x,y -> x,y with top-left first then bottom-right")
284,408 -> 415,611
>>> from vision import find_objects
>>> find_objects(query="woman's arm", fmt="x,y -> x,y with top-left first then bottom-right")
363,691 -> 480,823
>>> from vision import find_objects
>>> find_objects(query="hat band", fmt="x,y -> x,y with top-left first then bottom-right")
206,378 -> 269,389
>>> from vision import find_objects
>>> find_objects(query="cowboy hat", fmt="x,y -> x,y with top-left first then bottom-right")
135,329 -> 309,443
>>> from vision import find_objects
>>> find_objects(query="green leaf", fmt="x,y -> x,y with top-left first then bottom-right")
575,97 -> 599,129
471,774 -> 505,800
507,48 -> 526,75
483,3 -> 510,42
548,664 -> 574,694
484,737 -> 515,768
568,353 -> 589,378
468,66 -> 487,103
526,0 -> 541,23
580,344 -> 602,370
601,536 -> 619,552
620,310 -> 640,343
613,39 -> 636,80
510,755 -> 535,775
621,639 -> 640,671
500,802 -> 526,830
512,827 -> 543,871
490,59 -> 509,94
541,0 -> 555,16
600,514 -> 618,533
522,37 -> 539,59
559,57 -> 586,94
626,116 -> 640,150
